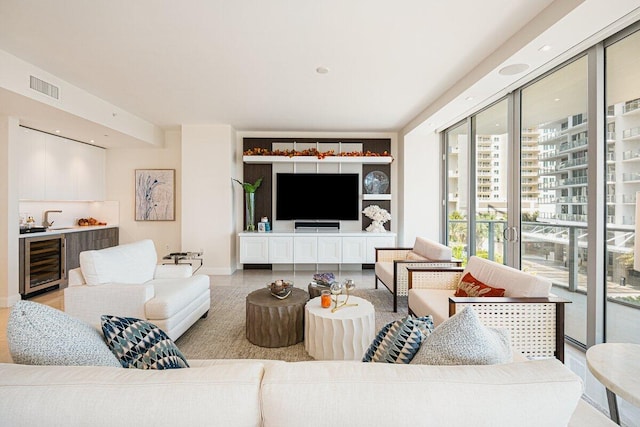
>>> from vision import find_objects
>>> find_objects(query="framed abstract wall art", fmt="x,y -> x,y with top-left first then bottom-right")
135,169 -> 175,221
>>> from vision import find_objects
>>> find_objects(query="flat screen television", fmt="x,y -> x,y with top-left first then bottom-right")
276,173 -> 360,221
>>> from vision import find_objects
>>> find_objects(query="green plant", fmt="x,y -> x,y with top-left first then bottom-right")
232,177 -> 263,193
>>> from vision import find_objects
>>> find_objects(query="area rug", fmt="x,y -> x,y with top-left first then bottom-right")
175,285 -> 407,362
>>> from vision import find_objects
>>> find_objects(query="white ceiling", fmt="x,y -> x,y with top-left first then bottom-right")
0,1 -> 639,147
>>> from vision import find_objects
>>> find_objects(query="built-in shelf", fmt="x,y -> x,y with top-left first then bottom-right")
363,194 -> 392,200
243,155 -> 393,164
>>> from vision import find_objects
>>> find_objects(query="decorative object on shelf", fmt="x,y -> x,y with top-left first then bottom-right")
242,147 -> 393,161
258,216 -> 270,232
134,169 -> 176,221
362,205 -> 391,233
364,170 -> 390,194
329,279 -> 358,313
233,177 -> 263,231
268,279 -> 293,299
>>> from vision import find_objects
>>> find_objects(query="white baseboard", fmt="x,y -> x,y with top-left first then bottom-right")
0,293 -> 22,308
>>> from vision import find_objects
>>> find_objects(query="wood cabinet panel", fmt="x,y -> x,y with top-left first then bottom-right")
65,228 -> 119,271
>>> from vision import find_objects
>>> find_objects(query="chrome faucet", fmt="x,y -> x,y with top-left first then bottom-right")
43,210 -> 62,228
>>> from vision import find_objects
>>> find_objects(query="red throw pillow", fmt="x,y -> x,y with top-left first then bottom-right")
454,272 -> 506,297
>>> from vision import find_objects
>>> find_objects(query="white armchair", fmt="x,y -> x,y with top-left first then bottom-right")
407,256 -> 570,361
64,239 -> 210,341
374,237 -> 461,312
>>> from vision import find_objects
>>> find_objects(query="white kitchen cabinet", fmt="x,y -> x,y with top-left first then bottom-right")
17,129 -> 46,200
75,142 -> 106,200
45,134 -> 76,200
268,236 -> 293,263
17,128 -> 106,201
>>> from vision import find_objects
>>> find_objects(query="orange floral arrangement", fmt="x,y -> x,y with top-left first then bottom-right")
243,147 -> 392,160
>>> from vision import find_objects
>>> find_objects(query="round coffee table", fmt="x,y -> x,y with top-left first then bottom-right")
304,296 -> 375,360
245,287 -> 309,348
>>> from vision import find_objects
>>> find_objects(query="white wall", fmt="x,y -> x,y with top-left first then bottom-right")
181,124 -> 236,275
0,116 -> 21,306
105,130 -> 182,258
401,130 -> 442,247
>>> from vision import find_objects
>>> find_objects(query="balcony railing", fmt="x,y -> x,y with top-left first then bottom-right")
447,219 -> 638,310
622,150 -> 640,161
623,126 -> 640,139
623,99 -> 640,114
559,138 -> 588,153
622,173 -> 640,182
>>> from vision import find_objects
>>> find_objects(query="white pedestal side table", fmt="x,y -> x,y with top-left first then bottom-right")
586,343 -> 640,425
304,296 -> 375,360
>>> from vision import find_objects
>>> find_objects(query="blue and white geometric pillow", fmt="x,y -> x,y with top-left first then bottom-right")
101,315 -> 189,369
362,315 -> 434,364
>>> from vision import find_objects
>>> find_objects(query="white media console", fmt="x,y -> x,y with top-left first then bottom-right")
239,231 -> 396,265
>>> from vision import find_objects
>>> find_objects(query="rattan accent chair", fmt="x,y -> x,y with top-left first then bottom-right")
374,237 -> 461,312
407,256 -> 570,362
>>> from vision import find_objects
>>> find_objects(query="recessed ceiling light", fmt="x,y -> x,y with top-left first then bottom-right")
465,96 -> 474,101
498,63 -> 530,76
55,129 -> 60,133
554,98 -> 560,102
539,45 -> 552,52
90,139 -> 95,143
316,66 -> 330,74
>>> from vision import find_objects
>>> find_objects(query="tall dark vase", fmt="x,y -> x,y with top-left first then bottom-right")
245,192 -> 256,231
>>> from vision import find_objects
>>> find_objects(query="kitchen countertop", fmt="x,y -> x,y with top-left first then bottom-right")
19,224 -> 118,238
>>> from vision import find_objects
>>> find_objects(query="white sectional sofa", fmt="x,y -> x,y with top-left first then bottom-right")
64,239 -> 210,340
0,358 -> 612,427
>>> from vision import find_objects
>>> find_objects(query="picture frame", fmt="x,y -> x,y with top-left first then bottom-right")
257,222 -> 266,232
135,169 -> 175,221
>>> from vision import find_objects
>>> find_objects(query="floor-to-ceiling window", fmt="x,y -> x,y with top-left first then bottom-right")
442,23 -> 640,349
445,122 -> 469,263
604,27 -> 640,344
474,99 -> 509,264
520,56 -> 589,345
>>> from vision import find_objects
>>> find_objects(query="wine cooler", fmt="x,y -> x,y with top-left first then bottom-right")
20,234 -> 66,296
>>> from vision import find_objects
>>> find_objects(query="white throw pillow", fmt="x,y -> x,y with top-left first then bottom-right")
411,306 -> 512,365
7,300 -> 121,367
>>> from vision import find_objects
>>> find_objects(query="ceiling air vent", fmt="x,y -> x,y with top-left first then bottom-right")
30,75 -> 59,99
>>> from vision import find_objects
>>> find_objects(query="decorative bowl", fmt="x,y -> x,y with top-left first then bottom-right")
268,280 -> 293,299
